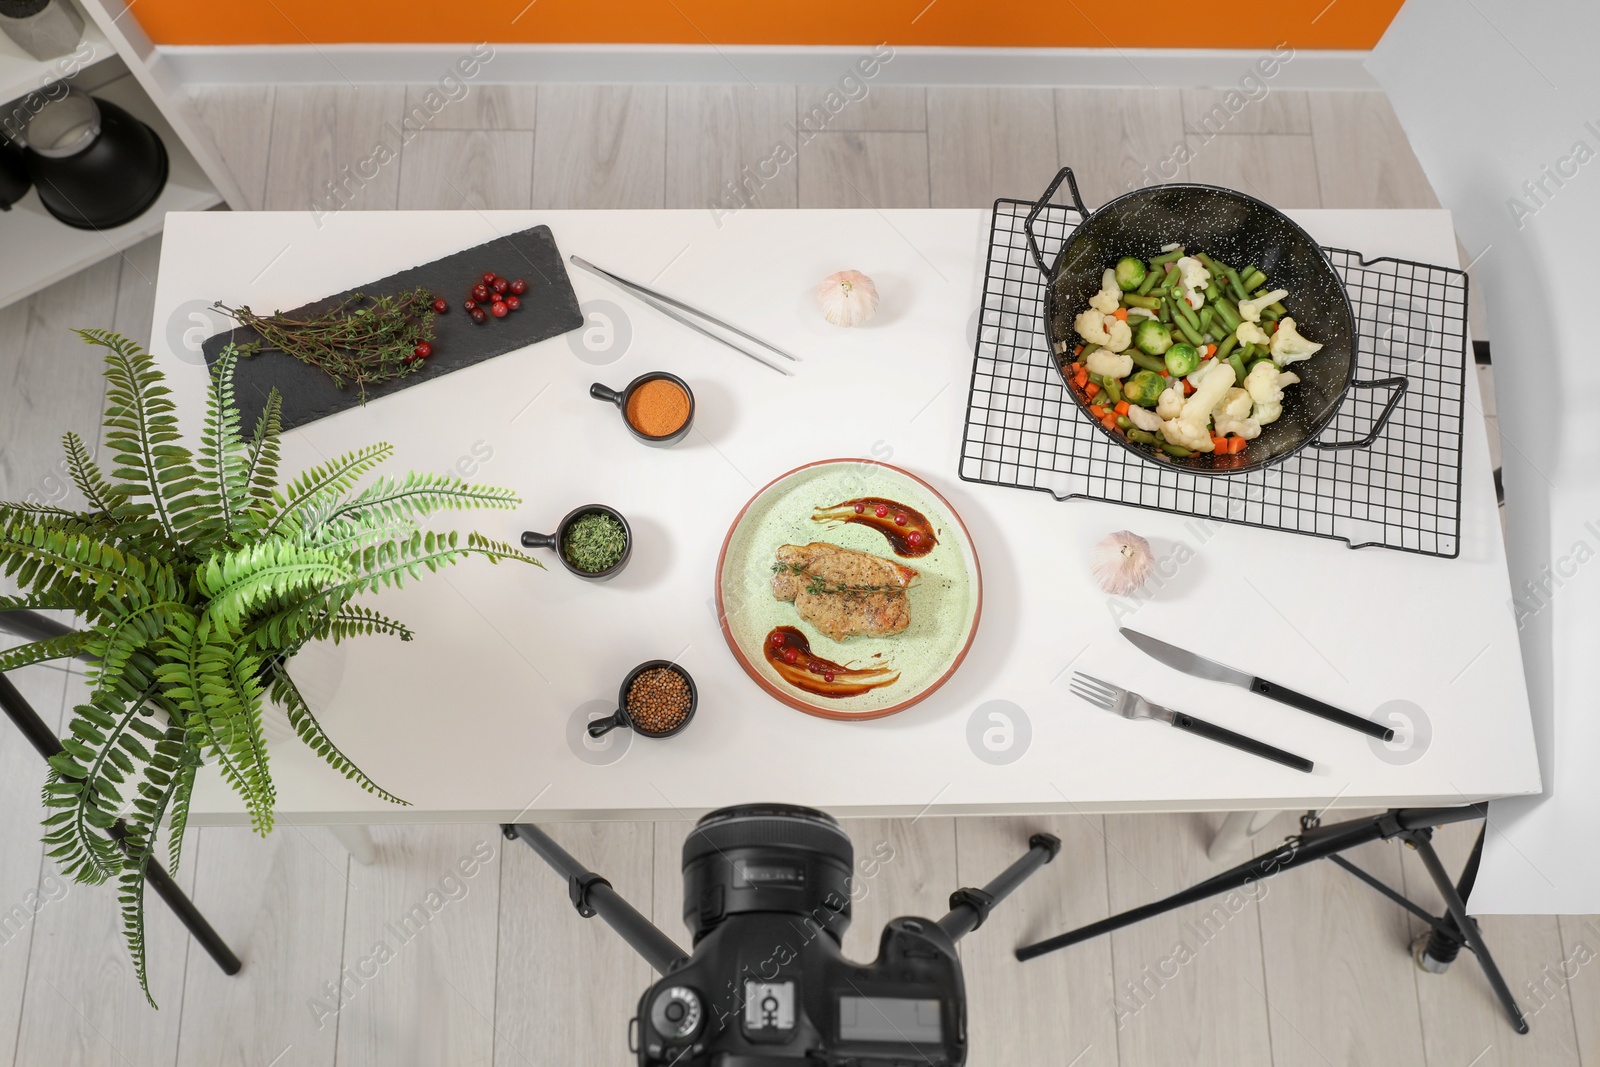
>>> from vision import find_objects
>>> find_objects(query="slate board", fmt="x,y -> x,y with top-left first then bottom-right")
202,224 -> 583,432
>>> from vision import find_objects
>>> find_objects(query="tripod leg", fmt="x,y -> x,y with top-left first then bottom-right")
146,859 -> 243,975
937,832 -> 1061,942
1408,828 -> 1528,1035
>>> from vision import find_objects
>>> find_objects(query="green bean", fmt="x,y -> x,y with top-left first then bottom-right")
1116,415 -> 1132,429
1199,306 -> 1216,333
1103,377 -> 1124,405
1081,341 -> 1101,357
1266,301 -> 1287,316
1136,268 -> 1160,295
1089,371 -> 1106,386
1225,267 -> 1248,302
1157,440 -> 1193,458
1129,350 -> 1167,373
1228,353 -> 1248,384
1174,316 -> 1206,348
1259,307 -> 1281,323
1150,248 -> 1185,266
1122,293 -> 1161,310
1213,297 -> 1242,332
1158,299 -> 1171,323
1215,334 -> 1239,361
1127,428 -> 1159,445
1194,252 -> 1224,273
1171,296 -> 1201,332
1241,267 -> 1267,291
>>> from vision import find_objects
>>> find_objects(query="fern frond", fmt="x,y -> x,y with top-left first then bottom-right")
334,530 -> 542,600
41,686 -> 159,885
115,857 -> 155,1006
0,632 -> 88,673
79,329 -> 198,544
302,472 -> 521,532
0,522 -> 160,603
324,603 -> 415,644
62,431 -> 128,516
240,389 -> 284,520
264,444 -> 393,534
196,541 -> 354,633
268,667 -> 407,805
194,347 -> 249,545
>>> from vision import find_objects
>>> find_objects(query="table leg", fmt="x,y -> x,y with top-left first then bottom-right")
331,824 -> 379,865
1207,810 -> 1280,861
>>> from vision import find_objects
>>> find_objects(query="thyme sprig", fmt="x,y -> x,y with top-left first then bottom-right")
215,287 -> 438,398
771,560 -> 904,599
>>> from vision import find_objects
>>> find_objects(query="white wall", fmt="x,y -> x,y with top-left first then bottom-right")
1368,0 -> 1600,913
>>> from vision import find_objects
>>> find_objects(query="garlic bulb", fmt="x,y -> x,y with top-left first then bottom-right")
1092,531 -> 1154,595
817,270 -> 878,327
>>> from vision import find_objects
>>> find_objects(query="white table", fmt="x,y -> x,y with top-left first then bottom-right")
148,207 -> 1538,830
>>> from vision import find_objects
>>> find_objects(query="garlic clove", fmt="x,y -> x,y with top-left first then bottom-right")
1092,531 -> 1154,596
817,270 -> 879,327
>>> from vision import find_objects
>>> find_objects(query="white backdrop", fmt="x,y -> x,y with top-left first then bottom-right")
1369,0 -> 1600,913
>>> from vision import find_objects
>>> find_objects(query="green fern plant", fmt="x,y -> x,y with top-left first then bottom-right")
0,330 -> 540,1005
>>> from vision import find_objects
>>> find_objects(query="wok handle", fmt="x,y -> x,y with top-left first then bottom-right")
1312,375 -> 1408,450
1023,167 -> 1090,278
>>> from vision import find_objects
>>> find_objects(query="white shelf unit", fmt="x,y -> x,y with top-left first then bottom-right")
0,0 -> 241,308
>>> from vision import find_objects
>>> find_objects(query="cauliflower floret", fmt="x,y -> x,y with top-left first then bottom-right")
1270,317 -> 1324,365
1127,306 -> 1157,320
1074,308 -> 1111,346
1156,387 -> 1185,420
1125,404 -> 1164,432
1085,348 -> 1133,380
1212,386 -> 1261,440
1244,361 -> 1300,425
1235,320 -> 1272,348
1104,317 -> 1131,352
1089,268 -> 1122,314
1160,363 -> 1237,452
1236,288 -> 1289,323
1175,255 -> 1211,310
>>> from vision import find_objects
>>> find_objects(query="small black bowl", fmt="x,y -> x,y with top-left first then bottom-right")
588,660 -> 698,739
590,372 -> 695,446
520,504 -> 632,581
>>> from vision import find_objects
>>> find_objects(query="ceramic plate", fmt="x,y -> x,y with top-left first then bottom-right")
716,459 -> 982,720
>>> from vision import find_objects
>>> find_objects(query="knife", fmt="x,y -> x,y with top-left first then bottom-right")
1119,627 -> 1395,742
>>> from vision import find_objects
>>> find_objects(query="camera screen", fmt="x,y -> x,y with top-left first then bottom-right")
837,996 -> 943,1043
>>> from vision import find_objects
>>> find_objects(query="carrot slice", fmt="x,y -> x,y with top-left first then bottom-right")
1231,437 -> 1248,454
1074,344 -> 1084,356
1085,383 -> 1101,399
1114,401 -> 1130,415
1212,436 -> 1228,452
1112,308 -> 1128,321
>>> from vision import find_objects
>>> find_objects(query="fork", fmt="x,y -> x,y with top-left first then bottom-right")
1071,672 -> 1314,773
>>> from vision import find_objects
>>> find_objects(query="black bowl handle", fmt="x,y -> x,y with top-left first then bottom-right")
587,709 -> 628,739
1023,166 -> 1090,278
520,530 -> 556,550
590,382 -> 624,407
1312,375 -> 1408,450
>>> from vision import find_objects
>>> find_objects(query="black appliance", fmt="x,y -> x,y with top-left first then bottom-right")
0,132 -> 28,209
504,804 -> 1061,1066
17,87 -> 167,229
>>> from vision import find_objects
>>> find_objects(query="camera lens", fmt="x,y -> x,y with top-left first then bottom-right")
682,804 -> 855,944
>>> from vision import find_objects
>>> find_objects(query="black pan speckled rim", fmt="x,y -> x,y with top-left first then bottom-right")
1042,180 -> 1358,478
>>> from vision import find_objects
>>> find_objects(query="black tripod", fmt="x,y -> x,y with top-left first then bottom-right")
0,610 -> 241,978
1016,805 -> 1527,1034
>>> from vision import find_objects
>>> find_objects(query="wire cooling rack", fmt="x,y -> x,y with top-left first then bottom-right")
958,199 -> 1470,558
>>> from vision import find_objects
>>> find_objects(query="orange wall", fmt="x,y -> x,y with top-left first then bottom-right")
135,0 -> 1403,49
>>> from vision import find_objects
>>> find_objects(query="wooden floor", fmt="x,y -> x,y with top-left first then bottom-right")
0,85 -> 1577,1066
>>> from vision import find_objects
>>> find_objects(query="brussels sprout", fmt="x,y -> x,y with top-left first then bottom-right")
1122,370 -> 1167,407
1133,319 -> 1173,356
1164,342 -> 1200,377
1114,256 -> 1148,291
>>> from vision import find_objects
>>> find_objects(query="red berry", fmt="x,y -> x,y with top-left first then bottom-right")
907,530 -> 923,547
470,308 -> 487,324
853,503 -> 865,514
482,271 -> 496,284
782,648 -> 798,664
823,672 -> 835,683
771,632 -> 786,647
431,298 -> 448,314
472,283 -> 490,302
505,295 -> 521,311
491,277 -> 509,294
509,278 -> 527,295
874,505 -> 888,518
490,301 -> 508,318
413,342 -> 433,360
403,352 -> 420,364
894,513 -> 907,526
464,299 -> 477,312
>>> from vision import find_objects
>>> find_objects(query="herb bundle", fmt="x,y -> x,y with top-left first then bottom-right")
562,511 -> 628,573
215,287 -> 438,397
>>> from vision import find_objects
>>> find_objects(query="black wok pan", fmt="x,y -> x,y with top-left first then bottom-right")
1025,167 -> 1406,475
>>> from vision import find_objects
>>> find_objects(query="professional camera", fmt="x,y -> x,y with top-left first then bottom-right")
505,803 -> 1060,1066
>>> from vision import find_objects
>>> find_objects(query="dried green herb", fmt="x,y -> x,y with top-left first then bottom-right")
563,511 -> 627,573
770,560 -> 904,599
214,287 -> 437,398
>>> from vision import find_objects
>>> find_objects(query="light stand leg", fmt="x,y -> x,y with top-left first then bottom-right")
331,824 -> 380,865
937,832 -> 1060,943
1406,827 -> 1528,1035
503,822 -> 689,976
1207,810 -> 1280,862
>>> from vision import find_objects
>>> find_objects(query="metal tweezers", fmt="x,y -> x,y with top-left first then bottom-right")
569,255 -> 799,376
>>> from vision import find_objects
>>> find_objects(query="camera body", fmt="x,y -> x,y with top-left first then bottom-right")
632,805 -> 968,1066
